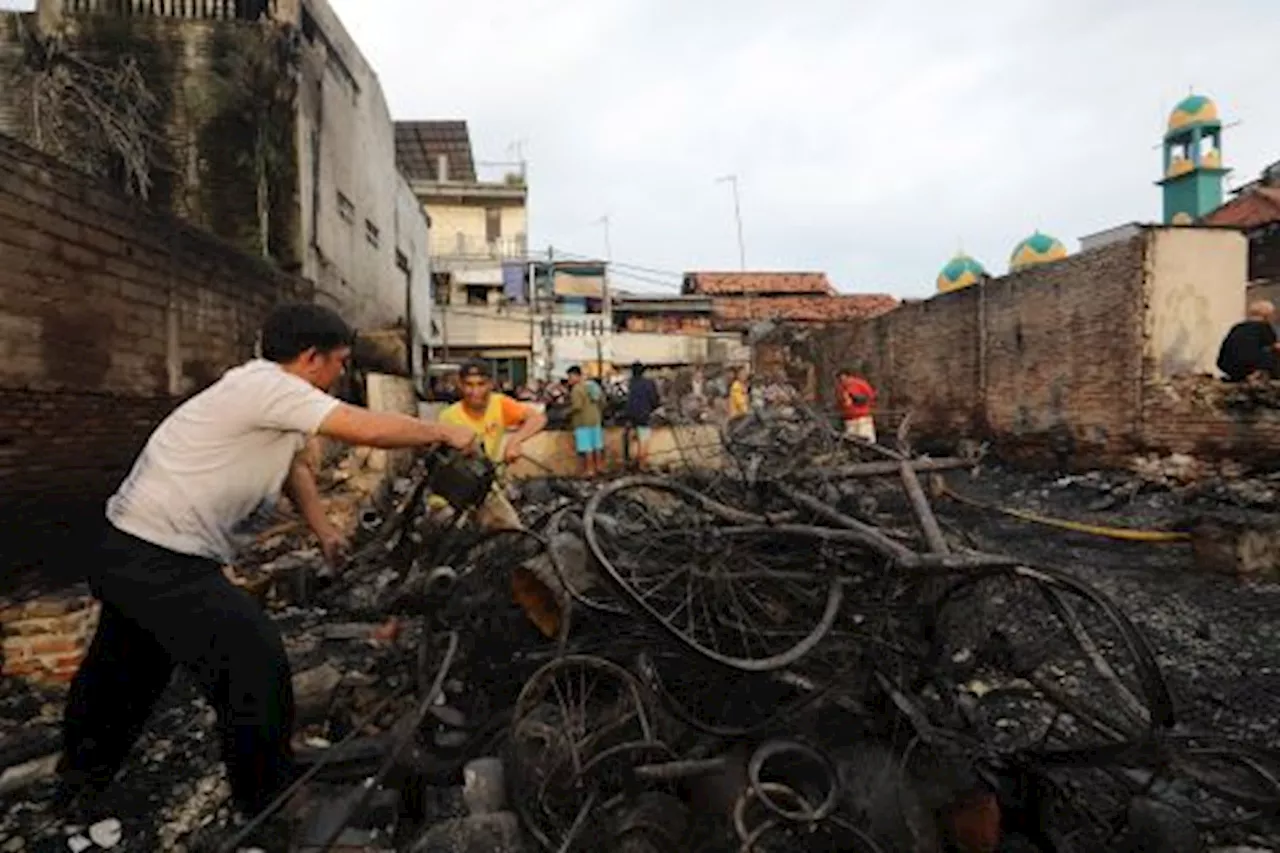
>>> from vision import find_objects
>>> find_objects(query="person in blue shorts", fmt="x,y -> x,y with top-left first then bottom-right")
567,366 -> 604,476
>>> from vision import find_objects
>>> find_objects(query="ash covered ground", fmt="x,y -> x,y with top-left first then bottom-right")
2,421 -> 1279,853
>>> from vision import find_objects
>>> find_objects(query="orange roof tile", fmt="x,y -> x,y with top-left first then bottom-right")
1203,188 -> 1280,229
711,294 -> 899,329
683,272 -> 835,296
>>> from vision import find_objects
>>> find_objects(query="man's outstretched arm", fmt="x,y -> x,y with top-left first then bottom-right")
318,403 -> 476,451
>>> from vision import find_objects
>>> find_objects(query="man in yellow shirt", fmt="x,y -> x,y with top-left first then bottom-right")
436,359 -> 548,528
728,367 -> 750,419
435,360 -> 561,638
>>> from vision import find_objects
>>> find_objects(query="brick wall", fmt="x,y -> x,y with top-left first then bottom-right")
1249,224 -> 1280,287
0,131 -> 311,585
981,236 -> 1147,464
0,596 -> 99,686
1140,377 -> 1280,465
759,236 -> 1148,465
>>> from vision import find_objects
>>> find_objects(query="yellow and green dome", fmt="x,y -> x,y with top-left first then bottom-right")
1166,94 -> 1220,137
937,254 -> 986,293
1009,232 -> 1068,271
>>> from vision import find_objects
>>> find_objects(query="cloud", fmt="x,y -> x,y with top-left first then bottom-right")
328,0 -> 1280,297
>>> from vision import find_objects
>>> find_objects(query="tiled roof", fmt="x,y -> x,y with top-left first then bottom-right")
395,121 -> 476,182
1203,188 -> 1280,230
711,294 -> 899,329
683,272 -> 835,296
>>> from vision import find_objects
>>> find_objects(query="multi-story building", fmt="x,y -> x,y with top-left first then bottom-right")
0,0 -> 432,362
397,121 -> 533,386
611,293 -> 748,367
531,259 -> 611,379
681,272 -> 898,333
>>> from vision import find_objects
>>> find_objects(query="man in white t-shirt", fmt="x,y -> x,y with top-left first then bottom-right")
57,303 -> 476,819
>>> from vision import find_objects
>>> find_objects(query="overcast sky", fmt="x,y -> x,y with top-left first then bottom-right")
323,0 -> 1279,298
6,0 -> 1276,298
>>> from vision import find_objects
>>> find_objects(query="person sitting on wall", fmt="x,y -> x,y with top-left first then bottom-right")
59,303 -> 479,823
837,367 -> 877,443
1217,300 -> 1280,382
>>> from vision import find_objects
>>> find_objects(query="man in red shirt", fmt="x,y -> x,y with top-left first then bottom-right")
837,368 -> 877,443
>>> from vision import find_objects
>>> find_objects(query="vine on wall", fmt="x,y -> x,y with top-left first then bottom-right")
10,17 -> 165,199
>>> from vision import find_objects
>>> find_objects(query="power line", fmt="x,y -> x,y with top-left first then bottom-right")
552,247 -> 686,279
608,270 -> 685,292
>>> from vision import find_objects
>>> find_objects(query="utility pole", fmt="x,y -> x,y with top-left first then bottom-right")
595,216 -> 613,374
716,174 -> 746,271
594,215 -> 613,262
542,245 -> 554,383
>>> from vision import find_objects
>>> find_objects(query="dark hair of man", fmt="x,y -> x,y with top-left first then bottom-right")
567,366 -> 583,377
458,359 -> 493,380
261,303 -> 356,363
631,362 -> 645,377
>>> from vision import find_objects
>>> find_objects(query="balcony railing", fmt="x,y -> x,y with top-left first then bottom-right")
429,234 -> 528,261
63,0 -> 275,19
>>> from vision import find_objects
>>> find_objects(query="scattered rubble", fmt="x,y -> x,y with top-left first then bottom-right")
1,409 -> 1279,851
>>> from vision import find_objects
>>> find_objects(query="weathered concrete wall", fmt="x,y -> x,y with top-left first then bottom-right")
506,425 -> 725,478
0,131 -> 311,574
362,373 -> 418,475
0,1 -> 431,335
756,227 -> 1260,468
1144,228 -> 1246,378
295,0 -> 411,330
0,12 -> 306,270
397,177 -> 431,386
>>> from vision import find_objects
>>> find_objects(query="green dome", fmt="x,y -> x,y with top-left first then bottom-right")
1009,231 -> 1068,271
1167,93 -> 1220,137
937,254 -> 987,293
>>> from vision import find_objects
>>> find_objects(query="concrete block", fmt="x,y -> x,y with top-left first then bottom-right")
1190,515 -> 1280,579
365,372 -> 419,474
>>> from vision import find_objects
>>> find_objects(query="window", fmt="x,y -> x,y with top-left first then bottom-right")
485,208 -> 502,243
465,285 -> 491,306
432,272 -> 452,306
484,358 -> 527,389
365,220 -> 380,249
336,192 -> 354,224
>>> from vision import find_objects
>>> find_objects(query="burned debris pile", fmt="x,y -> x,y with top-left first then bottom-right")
3,409 -> 1280,852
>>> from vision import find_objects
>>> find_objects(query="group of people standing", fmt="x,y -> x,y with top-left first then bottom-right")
724,364 -> 878,445
564,361 -> 663,475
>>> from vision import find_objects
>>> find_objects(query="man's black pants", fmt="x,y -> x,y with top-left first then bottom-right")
61,526 -> 296,814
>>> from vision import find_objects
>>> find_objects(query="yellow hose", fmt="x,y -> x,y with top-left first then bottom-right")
940,486 -> 1191,543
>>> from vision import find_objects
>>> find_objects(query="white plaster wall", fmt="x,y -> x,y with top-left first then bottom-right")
425,201 -> 526,259
296,0 -> 417,331
430,307 -> 534,349
612,332 -> 711,365
396,178 -> 431,386
1145,227 -> 1248,378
